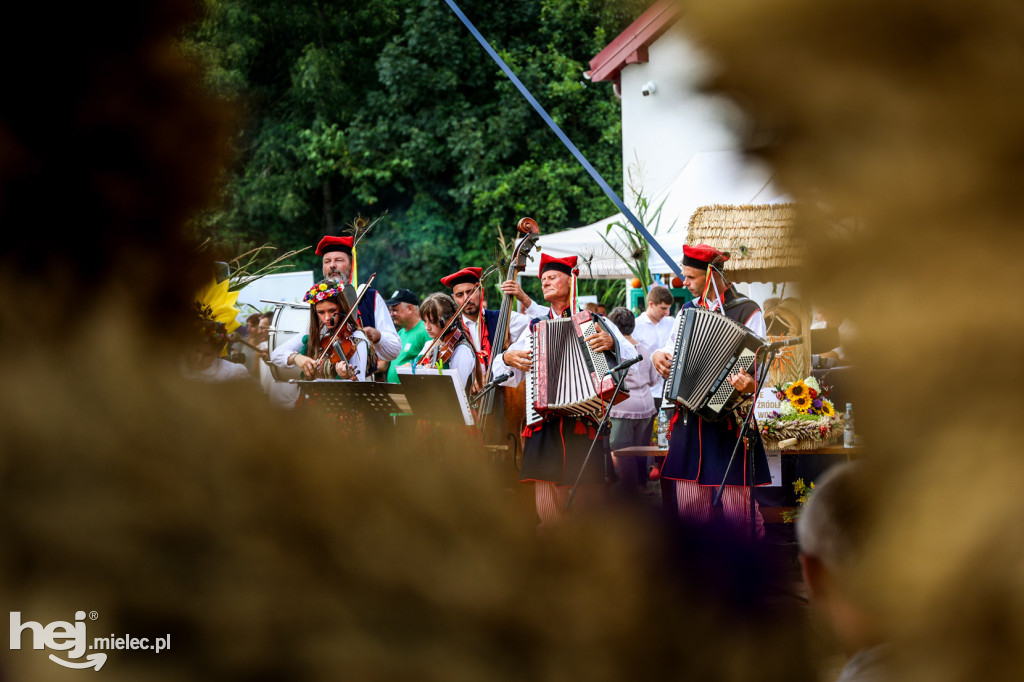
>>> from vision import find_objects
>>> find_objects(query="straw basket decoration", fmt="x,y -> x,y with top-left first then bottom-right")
687,204 -> 839,448
687,203 -> 810,387
687,204 -> 804,282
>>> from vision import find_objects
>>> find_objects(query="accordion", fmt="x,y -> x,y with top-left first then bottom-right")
525,311 -> 627,425
662,307 -> 766,421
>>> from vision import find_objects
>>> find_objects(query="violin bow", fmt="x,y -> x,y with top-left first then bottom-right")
418,264 -> 501,362
313,272 -> 377,366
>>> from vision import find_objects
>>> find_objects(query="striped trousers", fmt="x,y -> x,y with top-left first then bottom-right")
534,481 -> 605,530
674,479 -> 765,540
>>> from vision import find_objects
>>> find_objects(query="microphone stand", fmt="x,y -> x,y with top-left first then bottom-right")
711,344 -> 778,540
565,362 -> 633,511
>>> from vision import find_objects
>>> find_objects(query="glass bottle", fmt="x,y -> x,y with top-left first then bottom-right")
843,403 -> 855,448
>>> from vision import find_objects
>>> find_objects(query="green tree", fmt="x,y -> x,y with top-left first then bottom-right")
188,0 -> 643,301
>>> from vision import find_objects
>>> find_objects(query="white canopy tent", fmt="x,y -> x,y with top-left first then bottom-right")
522,150 -> 786,279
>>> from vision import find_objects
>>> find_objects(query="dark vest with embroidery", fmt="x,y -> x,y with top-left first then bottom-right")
356,288 -> 377,330
664,286 -> 770,487
482,308 -> 500,349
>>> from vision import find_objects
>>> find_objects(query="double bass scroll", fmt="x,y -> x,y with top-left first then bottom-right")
477,217 -> 541,467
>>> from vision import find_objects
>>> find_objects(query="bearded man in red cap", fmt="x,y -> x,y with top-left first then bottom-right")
439,267 -> 548,372
651,244 -> 770,537
491,253 -> 637,528
316,235 -> 400,365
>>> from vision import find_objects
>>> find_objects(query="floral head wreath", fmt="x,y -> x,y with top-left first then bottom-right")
192,302 -> 229,350
303,281 -> 344,304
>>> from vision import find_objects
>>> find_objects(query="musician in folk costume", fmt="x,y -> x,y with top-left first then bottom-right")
651,244 -> 770,537
270,280 -> 369,381
316,235 -> 401,364
439,267 -> 548,371
491,253 -> 637,527
415,292 -> 484,395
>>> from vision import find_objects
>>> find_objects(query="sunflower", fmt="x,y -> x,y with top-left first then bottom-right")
821,399 -> 835,417
785,380 -> 809,401
195,278 -> 241,334
792,393 -> 812,413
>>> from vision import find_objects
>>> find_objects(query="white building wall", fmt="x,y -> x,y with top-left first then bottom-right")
618,32 -> 740,205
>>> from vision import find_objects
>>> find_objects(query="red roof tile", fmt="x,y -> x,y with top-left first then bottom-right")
587,0 -> 680,84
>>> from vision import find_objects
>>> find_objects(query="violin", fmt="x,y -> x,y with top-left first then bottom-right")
419,319 -> 467,368
416,266 -> 498,370
311,273 -> 378,379
315,315 -> 358,377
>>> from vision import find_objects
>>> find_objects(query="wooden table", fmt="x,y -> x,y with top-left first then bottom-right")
611,445 -> 667,457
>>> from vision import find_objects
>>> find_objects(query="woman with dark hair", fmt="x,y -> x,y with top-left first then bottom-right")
270,280 -> 368,381
606,306 -> 661,494
415,292 -> 483,393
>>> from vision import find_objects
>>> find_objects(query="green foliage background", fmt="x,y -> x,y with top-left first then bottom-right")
186,0 -> 644,301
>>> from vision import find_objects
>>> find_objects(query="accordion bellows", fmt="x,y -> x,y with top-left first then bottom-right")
663,308 -> 765,421
526,311 -> 627,425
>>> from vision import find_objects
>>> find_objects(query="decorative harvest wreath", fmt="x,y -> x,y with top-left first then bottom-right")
303,281 -> 344,304
759,376 -> 842,450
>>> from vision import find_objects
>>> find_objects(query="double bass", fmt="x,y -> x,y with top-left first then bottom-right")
477,217 -> 540,467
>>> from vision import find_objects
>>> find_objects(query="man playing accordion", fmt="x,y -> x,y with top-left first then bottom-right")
651,244 -> 770,538
491,253 -> 637,529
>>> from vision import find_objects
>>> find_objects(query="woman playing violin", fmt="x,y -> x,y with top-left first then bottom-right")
270,279 -> 368,381
416,292 -> 483,393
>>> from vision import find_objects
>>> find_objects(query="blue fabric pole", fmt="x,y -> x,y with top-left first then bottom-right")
444,0 -> 683,278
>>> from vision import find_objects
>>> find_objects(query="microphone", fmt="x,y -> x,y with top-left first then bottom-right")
479,371 -> 513,392
608,354 -> 643,374
764,336 -> 804,351
471,371 -> 514,406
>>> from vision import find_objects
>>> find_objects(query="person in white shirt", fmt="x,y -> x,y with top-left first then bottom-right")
632,284 -> 677,406
414,292 -> 482,395
439,266 -> 548,372
270,280 -> 368,381
491,253 -> 637,529
606,306 -> 662,494
633,285 -> 675,348
316,234 -> 401,367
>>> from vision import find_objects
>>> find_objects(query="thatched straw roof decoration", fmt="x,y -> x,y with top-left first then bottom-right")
687,203 -> 802,282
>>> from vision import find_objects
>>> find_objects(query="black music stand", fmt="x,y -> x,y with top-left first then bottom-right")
565,362 -> 633,510
291,379 -> 408,416
397,368 -> 475,426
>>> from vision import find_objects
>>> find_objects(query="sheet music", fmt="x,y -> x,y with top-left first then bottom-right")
396,367 -> 475,426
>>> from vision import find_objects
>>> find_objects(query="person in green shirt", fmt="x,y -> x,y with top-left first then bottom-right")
385,288 -> 430,383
